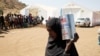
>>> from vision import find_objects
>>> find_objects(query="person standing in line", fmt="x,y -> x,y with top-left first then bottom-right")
97,28 -> 100,45
41,16 -> 44,24
0,14 -> 5,30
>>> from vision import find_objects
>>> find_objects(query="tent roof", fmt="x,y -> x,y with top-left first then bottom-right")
62,2 -> 93,12
24,4 -> 57,12
62,2 -> 81,9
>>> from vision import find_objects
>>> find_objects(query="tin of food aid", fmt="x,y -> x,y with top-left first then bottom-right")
60,14 -> 75,40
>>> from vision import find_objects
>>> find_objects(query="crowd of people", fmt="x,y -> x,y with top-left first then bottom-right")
0,13 -> 44,31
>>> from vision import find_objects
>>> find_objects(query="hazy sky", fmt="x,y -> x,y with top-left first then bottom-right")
19,0 -> 100,11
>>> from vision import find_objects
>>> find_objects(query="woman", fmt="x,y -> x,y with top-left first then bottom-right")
45,17 -> 79,56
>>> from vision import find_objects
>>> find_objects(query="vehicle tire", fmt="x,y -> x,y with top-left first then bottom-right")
84,23 -> 86,27
88,23 -> 90,27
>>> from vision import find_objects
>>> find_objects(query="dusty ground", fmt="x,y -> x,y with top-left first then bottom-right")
0,25 -> 100,56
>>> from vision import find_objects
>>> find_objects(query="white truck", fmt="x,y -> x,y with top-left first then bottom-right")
75,18 -> 90,27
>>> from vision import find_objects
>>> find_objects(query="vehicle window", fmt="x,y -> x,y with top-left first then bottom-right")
78,18 -> 84,20
86,18 -> 90,21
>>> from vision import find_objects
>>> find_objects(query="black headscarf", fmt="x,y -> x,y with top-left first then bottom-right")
46,18 -> 62,40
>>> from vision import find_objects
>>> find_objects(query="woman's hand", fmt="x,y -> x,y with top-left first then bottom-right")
73,33 -> 79,42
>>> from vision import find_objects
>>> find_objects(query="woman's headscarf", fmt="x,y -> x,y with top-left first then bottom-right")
46,17 -> 62,40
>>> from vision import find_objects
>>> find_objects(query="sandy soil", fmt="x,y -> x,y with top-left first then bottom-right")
0,25 -> 100,56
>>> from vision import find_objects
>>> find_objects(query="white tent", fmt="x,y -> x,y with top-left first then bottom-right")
61,2 -> 100,26
20,4 -> 59,24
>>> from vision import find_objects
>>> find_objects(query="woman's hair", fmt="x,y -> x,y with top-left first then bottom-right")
46,17 -> 62,38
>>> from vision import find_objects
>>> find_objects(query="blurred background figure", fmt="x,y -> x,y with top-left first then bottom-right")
97,28 -> 100,45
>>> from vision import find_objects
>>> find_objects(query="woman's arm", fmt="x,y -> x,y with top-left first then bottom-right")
63,33 -> 79,55
63,40 -> 72,56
